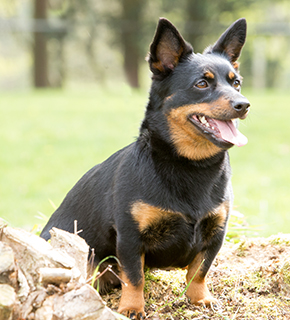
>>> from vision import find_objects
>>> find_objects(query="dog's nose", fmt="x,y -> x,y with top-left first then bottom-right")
232,98 -> 250,118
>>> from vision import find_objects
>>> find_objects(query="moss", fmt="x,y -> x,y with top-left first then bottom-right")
269,234 -> 290,246
236,238 -> 249,256
280,261 -> 290,285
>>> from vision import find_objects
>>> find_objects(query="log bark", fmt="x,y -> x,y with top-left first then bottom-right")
0,226 -> 75,290
35,285 -> 116,320
39,267 -> 73,285
0,284 -> 16,320
49,227 -> 89,281
0,242 -> 16,287
0,223 -> 117,319
54,284 -> 116,320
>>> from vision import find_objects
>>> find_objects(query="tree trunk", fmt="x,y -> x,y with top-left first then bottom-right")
120,0 -> 145,88
184,0 -> 211,53
33,0 -> 49,87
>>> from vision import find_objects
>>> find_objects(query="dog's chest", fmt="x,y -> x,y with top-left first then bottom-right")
131,200 -> 229,268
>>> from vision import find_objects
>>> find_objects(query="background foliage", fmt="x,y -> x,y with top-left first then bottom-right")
1,0 -> 290,89
0,0 -> 289,237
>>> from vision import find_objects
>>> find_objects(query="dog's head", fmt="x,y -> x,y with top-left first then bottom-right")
143,18 -> 250,161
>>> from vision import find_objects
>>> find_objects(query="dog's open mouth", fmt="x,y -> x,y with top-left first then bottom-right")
190,115 -> 248,147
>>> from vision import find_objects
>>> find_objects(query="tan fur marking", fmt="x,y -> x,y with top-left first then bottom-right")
118,255 -> 145,317
131,201 -> 178,231
186,253 -> 217,306
204,70 -> 215,79
164,93 -> 175,102
228,71 -> 235,80
166,97 -> 234,160
232,61 -> 240,70
151,60 -> 165,72
212,201 -> 230,230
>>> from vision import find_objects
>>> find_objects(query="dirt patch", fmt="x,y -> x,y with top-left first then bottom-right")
103,234 -> 290,319
1,219 -> 289,319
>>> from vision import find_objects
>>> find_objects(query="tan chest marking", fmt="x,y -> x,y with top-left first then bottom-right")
212,200 -> 230,229
131,201 -> 181,232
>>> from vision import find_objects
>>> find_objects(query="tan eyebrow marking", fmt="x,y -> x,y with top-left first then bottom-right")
232,61 -> 239,70
204,70 -> 214,79
228,71 -> 235,80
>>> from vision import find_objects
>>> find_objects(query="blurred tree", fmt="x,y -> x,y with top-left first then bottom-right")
184,0 -> 212,52
184,0 -> 256,52
28,0 -> 290,89
119,0 -> 146,88
33,0 -> 49,87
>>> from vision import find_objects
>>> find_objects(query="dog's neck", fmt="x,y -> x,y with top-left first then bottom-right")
138,123 -> 228,169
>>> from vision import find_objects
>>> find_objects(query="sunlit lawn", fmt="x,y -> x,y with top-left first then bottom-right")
0,86 -> 289,236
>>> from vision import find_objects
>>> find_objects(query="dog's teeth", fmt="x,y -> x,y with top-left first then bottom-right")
199,116 -> 207,123
211,126 -> 215,130
199,116 -> 207,124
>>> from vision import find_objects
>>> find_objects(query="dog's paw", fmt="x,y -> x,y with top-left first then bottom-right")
120,309 -> 145,319
194,296 -> 220,308
186,282 -> 219,308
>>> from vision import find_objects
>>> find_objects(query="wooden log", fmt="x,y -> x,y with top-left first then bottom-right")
0,242 -> 15,274
39,267 -> 72,285
34,295 -> 54,320
0,226 -> 75,289
0,284 -> 16,320
0,223 -> 116,319
35,284 -> 117,320
17,267 -> 30,302
0,242 -> 16,287
20,289 -> 48,319
49,227 -> 89,281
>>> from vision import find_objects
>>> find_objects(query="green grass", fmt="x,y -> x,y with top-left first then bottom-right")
230,89 -> 290,236
0,86 -> 144,230
0,86 -> 289,236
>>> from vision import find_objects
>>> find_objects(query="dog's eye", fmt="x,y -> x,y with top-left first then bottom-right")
233,79 -> 241,89
195,80 -> 208,89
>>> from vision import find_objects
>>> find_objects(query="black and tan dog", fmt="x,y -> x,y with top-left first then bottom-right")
41,18 -> 250,319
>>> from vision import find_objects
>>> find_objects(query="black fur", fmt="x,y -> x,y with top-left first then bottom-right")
41,18 -> 250,313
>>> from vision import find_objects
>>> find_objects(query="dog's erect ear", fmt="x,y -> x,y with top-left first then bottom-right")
148,18 -> 193,79
208,18 -> 247,64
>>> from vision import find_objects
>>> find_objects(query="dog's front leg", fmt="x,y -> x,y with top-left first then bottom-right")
117,248 -> 145,320
185,251 -> 217,306
186,202 -> 229,306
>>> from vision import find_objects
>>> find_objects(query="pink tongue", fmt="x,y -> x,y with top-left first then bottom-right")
213,119 -> 248,147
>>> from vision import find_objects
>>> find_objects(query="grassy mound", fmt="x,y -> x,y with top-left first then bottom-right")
103,234 -> 290,319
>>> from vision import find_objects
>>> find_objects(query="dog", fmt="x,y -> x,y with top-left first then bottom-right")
41,17 -> 250,319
